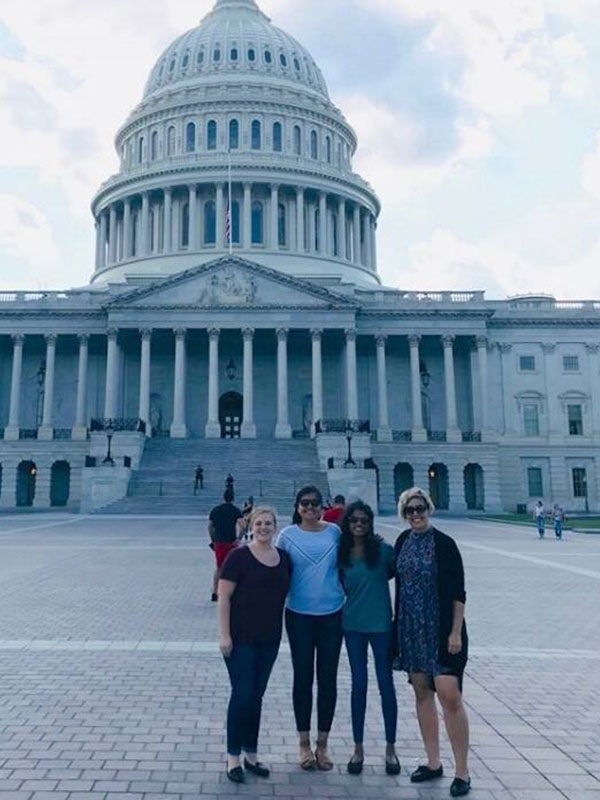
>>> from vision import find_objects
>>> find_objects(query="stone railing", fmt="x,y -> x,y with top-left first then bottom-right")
0,290 -> 98,306
53,429 -> 73,441
19,429 -> 38,440
90,418 -> 146,434
356,289 -> 486,306
315,419 -> 371,434
462,431 -> 482,443
392,430 -> 413,442
427,430 -> 447,442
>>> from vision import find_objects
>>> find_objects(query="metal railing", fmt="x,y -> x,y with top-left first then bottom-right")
315,419 -> 370,434
90,418 -> 146,434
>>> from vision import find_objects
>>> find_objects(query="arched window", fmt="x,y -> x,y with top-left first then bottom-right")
314,208 -> 320,251
168,57 -> 176,74
213,47 -> 221,62
207,120 -> 217,150
132,211 -> 138,255
278,202 -> 287,247
264,49 -> 272,64
251,201 -> 264,244
310,130 -> 318,160
230,47 -> 238,61
204,201 -> 216,245
294,57 -> 301,71
293,125 -> 301,156
326,136 -> 332,164
232,200 -> 240,244
167,125 -> 175,156
229,119 -> 239,150
251,120 -> 261,150
332,209 -> 338,256
197,49 -> 205,67
186,122 -> 196,153
248,47 -> 256,62
181,202 -> 189,248
280,53 -> 288,67
182,51 -> 190,70
138,136 -> 144,164
273,122 -> 282,152
151,131 -> 158,160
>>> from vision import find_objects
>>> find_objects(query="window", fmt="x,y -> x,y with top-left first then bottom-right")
523,404 -> 540,436
230,47 -> 238,61
278,202 -> 287,247
568,404 -> 583,435
207,120 -> 217,150
169,57 -> 176,74
251,201 -> 264,244
563,355 -> 579,372
332,210 -> 338,256
527,467 -> 543,497
273,122 -> 282,152
572,467 -> 587,498
293,125 -> 301,156
251,120 -> 261,150
314,208 -> 320,251
181,202 -> 189,248
197,49 -> 205,67
519,355 -> 535,371
213,47 -> 221,62
167,126 -> 175,156
326,136 -> 332,163
248,48 -> 256,62
229,119 -> 239,150
231,200 -> 240,244
151,131 -> 158,160
182,51 -> 190,70
204,201 -> 216,245
264,49 -> 272,64
294,57 -> 301,71
185,122 -> 196,153
280,53 -> 287,67
138,136 -> 144,164
310,130 -> 318,160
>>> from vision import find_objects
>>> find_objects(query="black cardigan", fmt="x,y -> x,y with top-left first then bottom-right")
393,527 -> 468,685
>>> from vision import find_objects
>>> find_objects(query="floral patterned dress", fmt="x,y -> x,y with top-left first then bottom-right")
395,528 -> 444,676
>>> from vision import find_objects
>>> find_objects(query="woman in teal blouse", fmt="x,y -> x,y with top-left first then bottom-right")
338,501 -> 399,776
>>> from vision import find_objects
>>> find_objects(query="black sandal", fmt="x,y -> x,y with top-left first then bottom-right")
450,777 -> 471,797
385,754 -> 401,775
347,756 -> 363,775
410,764 -> 443,783
226,765 -> 245,783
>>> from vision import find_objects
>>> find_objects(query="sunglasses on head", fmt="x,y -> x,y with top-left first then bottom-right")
299,498 -> 321,508
404,504 -> 428,516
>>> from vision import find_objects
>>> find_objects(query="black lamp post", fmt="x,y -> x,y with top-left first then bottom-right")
103,419 -> 115,466
344,421 -> 356,468
583,472 -> 589,513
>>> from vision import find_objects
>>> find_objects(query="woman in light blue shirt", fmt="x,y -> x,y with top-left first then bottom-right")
276,485 -> 344,772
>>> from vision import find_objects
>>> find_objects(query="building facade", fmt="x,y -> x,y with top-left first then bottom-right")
1,0 -> 599,514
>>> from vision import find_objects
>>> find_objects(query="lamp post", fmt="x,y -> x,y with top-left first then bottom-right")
584,471 -> 589,513
344,420 -> 356,468
103,419 -> 115,466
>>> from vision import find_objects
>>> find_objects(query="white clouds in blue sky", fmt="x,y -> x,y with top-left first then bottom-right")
1,0 -> 600,297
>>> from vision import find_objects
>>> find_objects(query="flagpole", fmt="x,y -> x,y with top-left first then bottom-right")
228,148 -> 233,255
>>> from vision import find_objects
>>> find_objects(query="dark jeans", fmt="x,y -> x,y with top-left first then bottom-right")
285,608 -> 343,733
224,642 -> 280,756
344,630 -> 398,744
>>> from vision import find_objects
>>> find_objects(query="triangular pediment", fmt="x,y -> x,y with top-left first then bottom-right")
107,257 -> 358,310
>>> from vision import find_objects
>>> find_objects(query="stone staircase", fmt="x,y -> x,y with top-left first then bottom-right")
97,438 -> 329,515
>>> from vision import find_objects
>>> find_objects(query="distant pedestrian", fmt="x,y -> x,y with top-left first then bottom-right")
534,500 -> 545,538
226,473 -> 235,492
218,507 -> 291,784
322,495 -> 346,526
194,465 -> 204,494
209,489 -> 243,602
552,504 -> 565,539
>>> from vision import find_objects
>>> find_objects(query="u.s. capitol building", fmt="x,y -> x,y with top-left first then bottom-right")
0,0 -> 598,515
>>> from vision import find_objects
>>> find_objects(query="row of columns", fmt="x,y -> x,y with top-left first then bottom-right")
95,184 -> 377,272
3,330 -> 489,441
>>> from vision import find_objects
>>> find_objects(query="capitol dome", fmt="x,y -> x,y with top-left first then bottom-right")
90,0 -> 380,286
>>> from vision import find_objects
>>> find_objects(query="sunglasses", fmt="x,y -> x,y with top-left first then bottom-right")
299,498 -> 321,508
349,516 -> 370,525
404,504 -> 428,516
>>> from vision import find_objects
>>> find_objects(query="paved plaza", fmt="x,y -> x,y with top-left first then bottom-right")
0,513 -> 599,800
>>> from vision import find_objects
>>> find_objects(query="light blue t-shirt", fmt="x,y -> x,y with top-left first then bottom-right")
276,523 -> 344,615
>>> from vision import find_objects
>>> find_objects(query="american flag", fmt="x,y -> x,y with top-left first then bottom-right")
225,200 -> 231,246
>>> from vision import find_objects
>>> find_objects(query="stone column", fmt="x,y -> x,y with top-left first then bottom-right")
362,212 -> 372,270
99,212 -> 108,268
338,198 -> 347,260
345,328 -> 359,420
319,192 -> 327,255
311,329 -> 323,436
370,216 -> 377,271
243,182 -> 252,248
376,334 -> 392,441
141,192 -> 150,256
586,344 -> 600,438
216,182 -> 225,249
296,186 -> 305,253
442,334 -> 461,442
104,328 -> 119,420
123,198 -> 132,260
95,219 -> 101,269
275,328 -> 292,438
241,328 -> 257,438
270,184 -> 279,250
163,188 -> 172,253
138,329 -> 152,435
108,205 -> 117,264
543,343 -> 560,439
170,328 -> 187,439
72,334 -> 89,440
5,334 -> 25,440
353,204 -> 361,264
188,184 -> 197,250
498,343 -> 515,436
477,336 -> 491,439
38,334 -> 57,440
205,328 -> 221,438
409,335 -> 427,442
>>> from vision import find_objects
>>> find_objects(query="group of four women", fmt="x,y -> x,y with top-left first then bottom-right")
217,484 -> 472,797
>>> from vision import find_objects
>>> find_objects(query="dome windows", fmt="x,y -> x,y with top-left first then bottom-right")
207,120 -> 217,151
264,49 -> 272,65
197,49 -> 205,67
248,47 -> 256,62
167,126 -> 175,156
182,51 -> 190,70
169,56 -> 177,74
273,122 -> 282,153
229,119 -> 239,150
230,47 -> 238,62
213,47 -> 221,62
138,136 -> 144,164
280,53 -> 288,67
326,136 -> 332,164
186,122 -> 196,153
151,131 -> 159,160
293,125 -> 302,156
310,130 -> 318,160
251,120 -> 261,150
294,57 -> 301,72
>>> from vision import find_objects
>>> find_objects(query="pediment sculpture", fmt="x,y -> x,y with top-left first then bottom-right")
197,268 -> 258,306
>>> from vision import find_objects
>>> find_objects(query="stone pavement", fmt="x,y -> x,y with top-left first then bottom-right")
0,512 -> 599,800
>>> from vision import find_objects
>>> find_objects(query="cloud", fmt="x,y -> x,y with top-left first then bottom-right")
0,194 -> 60,278
581,133 -> 600,198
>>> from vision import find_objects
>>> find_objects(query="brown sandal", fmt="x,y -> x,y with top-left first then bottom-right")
299,745 -> 317,770
315,746 -> 334,771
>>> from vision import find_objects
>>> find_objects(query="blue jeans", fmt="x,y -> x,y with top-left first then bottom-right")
536,516 -> 545,536
344,630 -> 397,745
554,519 -> 563,538
224,642 -> 280,756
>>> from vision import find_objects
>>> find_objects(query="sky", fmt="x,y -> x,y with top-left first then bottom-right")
2,0 -> 600,298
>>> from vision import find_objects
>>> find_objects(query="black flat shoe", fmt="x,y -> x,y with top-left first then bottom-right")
347,757 -> 363,775
450,777 -> 471,797
410,764 -> 443,783
244,758 -> 270,778
226,765 -> 245,783
385,754 -> 401,776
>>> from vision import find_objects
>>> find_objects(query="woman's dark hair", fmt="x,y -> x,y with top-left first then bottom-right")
292,485 -> 324,525
338,500 -> 381,569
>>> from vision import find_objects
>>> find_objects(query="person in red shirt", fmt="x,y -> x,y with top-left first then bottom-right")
322,495 -> 346,525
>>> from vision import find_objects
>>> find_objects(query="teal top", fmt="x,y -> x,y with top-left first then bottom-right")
341,542 -> 395,633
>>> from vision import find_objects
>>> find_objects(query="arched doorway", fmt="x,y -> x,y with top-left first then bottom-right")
50,461 -> 70,507
428,463 -> 449,510
464,463 -> 485,510
219,391 -> 243,438
17,461 -> 36,507
394,463 -> 414,502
